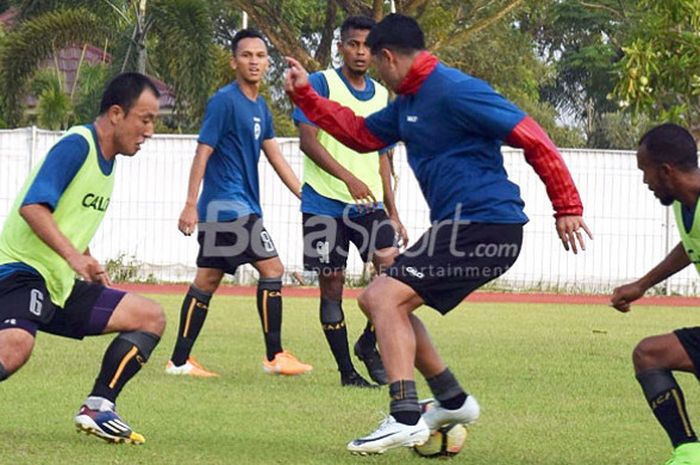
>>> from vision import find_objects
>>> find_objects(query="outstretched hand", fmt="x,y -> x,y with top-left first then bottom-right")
555,215 -> 593,254
284,57 -> 309,93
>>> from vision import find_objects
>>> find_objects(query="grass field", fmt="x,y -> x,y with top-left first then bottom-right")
2,294 -> 699,465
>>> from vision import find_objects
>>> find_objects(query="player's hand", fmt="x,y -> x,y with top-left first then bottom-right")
610,281 -> 646,313
93,265 -> 112,287
555,215 -> 592,254
178,204 -> 198,236
344,176 -> 377,210
284,57 -> 309,92
67,253 -> 103,283
390,214 -> 409,249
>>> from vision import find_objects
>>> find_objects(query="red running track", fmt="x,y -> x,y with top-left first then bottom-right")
114,283 -> 700,307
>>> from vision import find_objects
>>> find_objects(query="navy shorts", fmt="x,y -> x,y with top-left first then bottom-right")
303,209 -> 397,273
196,214 -> 278,275
385,222 -> 523,314
0,271 -> 126,339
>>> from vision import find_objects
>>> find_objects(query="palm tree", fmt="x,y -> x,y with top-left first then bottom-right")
0,0 -> 217,130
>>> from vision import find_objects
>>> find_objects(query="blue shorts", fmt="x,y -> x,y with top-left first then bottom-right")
0,271 -> 126,339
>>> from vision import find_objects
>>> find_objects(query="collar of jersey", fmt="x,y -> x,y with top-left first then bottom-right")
396,51 -> 439,96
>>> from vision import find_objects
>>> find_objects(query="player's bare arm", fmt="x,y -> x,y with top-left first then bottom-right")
611,242 -> 691,312
261,138 -> 302,199
379,152 -> 408,247
19,204 -> 104,282
298,122 -> 376,207
179,143 -> 214,236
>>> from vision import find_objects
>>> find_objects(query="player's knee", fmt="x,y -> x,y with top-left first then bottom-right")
260,263 -> 284,279
0,328 -> 35,377
194,275 -> 220,294
140,300 -> 166,336
633,337 -> 662,371
357,288 -> 378,318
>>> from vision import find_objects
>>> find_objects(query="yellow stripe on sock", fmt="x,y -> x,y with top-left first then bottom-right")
262,290 -> 269,333
109,346 -> 139,389
183,298 -> 197,338
671,388 -> 694,437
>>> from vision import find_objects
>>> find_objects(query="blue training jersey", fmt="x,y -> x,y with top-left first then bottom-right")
365,63 -> 528,224
197,82 -> 275,222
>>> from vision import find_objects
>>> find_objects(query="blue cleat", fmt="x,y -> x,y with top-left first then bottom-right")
74,405 -> 145,445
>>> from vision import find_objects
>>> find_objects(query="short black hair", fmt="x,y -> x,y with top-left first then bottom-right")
366,13 -> 425,55
340,15 -> 375,42
639,123 -> 698,171
231,28 -> 267,55
99,72 -> 159,115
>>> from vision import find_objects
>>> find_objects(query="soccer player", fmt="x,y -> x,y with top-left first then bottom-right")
166,28 -> 312,377
285,14 -> 591,454
0,73 -> 164,444
611,124 -> 700,465
293,15 -> 407,388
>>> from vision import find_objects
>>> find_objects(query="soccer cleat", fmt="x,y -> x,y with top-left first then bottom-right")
354,340 -> 388,385
165,357 -> 220,377
347,415 -> 430,454
422,395 -> 480,432
665,442 -> 700,465
341,370 -> 378,388
262,351 -> 313,376
74,405 -> 145,445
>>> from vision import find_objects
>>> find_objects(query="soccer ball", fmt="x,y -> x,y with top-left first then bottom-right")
414,400 -> 468,458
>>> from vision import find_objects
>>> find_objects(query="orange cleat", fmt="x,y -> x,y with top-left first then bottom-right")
262,351 -> 313,376
165,357 -> 220,377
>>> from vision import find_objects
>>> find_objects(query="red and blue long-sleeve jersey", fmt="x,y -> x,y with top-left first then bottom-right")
289,52 -> 583,223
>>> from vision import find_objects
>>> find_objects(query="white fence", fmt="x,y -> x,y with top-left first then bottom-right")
0,127 -> 695,295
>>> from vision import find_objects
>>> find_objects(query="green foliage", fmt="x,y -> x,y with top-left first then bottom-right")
150,0 -> 216,131
104,252 -> 156,283
614,0 -> 700,128
0,7 -> 106,126
32,68 -> 73,130
72,62 -> 110,123
0,0 -> 218,130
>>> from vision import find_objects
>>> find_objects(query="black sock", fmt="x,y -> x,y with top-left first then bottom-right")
258,278 -> 283,361
90,331 -> 160,403
427,368 -> 467,409
357,320 -> 376,348
389,380 -> 421,425
320,298 -> 353,373
637,369 -> 698,447
171,285 -> 212,366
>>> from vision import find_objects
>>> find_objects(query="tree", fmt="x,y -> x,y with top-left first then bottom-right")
522,0 -> 640,148
613,0 -> 700,133
0,0 -> 217,130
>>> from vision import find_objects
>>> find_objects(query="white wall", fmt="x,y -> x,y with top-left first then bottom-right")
0,127 -> 695,294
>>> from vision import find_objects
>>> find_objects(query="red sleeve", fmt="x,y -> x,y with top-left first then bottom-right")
505,116 -> 583,218
289,84 -> 386,152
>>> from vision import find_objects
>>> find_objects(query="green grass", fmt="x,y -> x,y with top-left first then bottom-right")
2,295 -> 699,464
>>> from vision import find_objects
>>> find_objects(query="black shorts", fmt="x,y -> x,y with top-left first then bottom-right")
674,327 -> 700,378
197,214 -> 278,275
0,271 -> 126,339
385,222 -> 523,314
303,209 -> 397,273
